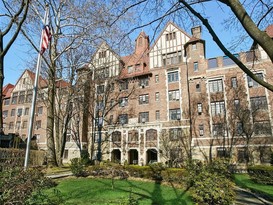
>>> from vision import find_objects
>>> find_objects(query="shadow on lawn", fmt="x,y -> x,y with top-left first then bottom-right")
97,178 -> 190,205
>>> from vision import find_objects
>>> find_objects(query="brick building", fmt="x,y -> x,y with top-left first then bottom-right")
82,22 -> 273,165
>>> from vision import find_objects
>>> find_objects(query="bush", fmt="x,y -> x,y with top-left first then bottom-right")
125,165 -> 152,178
161,168 -> 186,184
248,165 -> 273,185
70,158 -> 87,177
0,166 -> 55,205
185,159 -> 235,205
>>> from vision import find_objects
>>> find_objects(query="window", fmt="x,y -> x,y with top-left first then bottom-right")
139,112 -> 149,123
17,108 -> 23,117
211,101 -> 225,116
16,121 -> 21,130
95,67 -> 109,79
138,37 -> 143,46
139,94 -> 149,104
109,115 -> 113,125
26,90 -> 32,103
11,92 -> 18,104
64,150 -> 69,159
119,97 -> 128,107
247,73 -> 263,88
237,148 -> 248,163
119,114 -> 128,125
9,122 -> 14,130
128,65 -> 134,73
259,147 -> 271,163
168,71 -> 179,83
22,121 -> 27,129
155,110 -> 160,120
18,91 -> 25,103
192,43 -> 197,50
234,99 -> 240,110
112,131 -> 121,142
169,128 -> 182,140
24,108 -> 29,115
37,106 -> 43,115
155,92 -> 160,101
196,83 -> 201,92
209,79 -> 223,93
166,32 -> 176,41
250,96 -> 268,110
36,120 -> 42,129
97,85 -> 105,94
162,51 -> 182,66
119,80 -> 129,91
4,99 -> 10,106
193,62 -> 198,71
197,103 -> 202,115
217,147 -> 229,158
199,124 -> 204,136
3,110 -> 8,118
213,123 -> 224,137
236,122 -> 243,135
98,50 -> 106,58
155,75 -> 159,83
146,129 -> 157,141
254,121 -> 272,135
139,77 -> 149,87
128,130 -> 139,142
169,108 -> 181,120
231,77 -> 237,88
168,90 -> 179,101
11,109 -> 15,117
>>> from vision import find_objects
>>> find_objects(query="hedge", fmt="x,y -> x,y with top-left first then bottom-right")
248,165 -> 273,185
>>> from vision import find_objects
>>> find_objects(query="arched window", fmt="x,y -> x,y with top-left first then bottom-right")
112,131 -> 121,142
146,129 -> 157,141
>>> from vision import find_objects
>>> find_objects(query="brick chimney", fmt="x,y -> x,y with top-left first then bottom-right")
191,26 -> 202,39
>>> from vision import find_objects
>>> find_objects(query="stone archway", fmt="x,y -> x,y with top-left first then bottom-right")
111,149 -> 121,163
146,149 -> 158,164
128,149 -> 138,164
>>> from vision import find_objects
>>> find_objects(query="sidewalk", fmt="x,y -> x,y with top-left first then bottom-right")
235,187 -> 273,205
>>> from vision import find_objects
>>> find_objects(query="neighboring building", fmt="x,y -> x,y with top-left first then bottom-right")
80,22 -> 273,166
1,70 -> 79,161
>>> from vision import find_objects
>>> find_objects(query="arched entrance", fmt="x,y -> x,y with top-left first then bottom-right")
111,149 -> 121,163
146,149 -> 158,164
128,149 -> 138,164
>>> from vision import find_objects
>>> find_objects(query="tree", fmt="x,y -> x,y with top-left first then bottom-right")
0,0 -> 30,133
21,0 -> 135,166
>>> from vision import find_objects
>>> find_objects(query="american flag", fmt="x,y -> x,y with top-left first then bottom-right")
40,25 -> 51,54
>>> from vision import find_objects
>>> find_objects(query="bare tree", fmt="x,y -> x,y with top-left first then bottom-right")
0,0 -> 30,133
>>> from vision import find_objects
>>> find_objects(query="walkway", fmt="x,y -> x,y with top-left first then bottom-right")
235,187 -> 273,205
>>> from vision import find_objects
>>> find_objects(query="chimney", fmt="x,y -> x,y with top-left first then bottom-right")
191,26 -> 202,39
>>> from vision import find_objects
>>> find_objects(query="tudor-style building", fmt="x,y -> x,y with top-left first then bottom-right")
80,22 -> 273,165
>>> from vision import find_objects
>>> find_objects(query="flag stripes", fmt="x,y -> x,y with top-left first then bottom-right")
40,25 -> 51,54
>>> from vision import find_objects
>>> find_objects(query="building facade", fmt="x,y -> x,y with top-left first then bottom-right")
82,22 -> 273,166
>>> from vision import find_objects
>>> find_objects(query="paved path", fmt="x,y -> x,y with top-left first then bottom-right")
235,187 -> 273,205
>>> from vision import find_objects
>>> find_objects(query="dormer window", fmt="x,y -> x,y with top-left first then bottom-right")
166,32 -> 176,41
98,51 -> 106,58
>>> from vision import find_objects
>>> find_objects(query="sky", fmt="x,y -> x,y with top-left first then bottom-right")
3,2 -> 250,86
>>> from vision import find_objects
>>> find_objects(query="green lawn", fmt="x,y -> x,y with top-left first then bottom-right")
44,178 -> 192,205
234,174 -> 273,201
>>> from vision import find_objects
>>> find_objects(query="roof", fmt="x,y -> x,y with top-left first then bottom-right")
2,84 -> 14,98
265,24 -> 273,38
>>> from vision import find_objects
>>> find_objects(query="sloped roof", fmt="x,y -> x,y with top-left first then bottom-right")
2,83 -> 14,98
265,24 -> 273,38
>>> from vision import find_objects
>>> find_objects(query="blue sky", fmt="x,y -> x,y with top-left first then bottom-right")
3,2 -> 250,86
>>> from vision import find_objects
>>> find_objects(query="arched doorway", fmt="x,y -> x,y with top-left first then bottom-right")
111,149 -> 121,163
128,149 -> 138,164
146,149 -> 158,164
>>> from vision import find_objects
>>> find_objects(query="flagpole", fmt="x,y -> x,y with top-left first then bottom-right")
24,5 -> 49,170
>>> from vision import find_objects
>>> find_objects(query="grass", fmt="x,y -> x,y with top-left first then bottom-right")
234,174 -> 273,201
44,178 -> 193,205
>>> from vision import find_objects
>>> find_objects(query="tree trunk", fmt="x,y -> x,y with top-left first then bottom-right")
46,65 -> 58,167
0,33 -> 4,134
